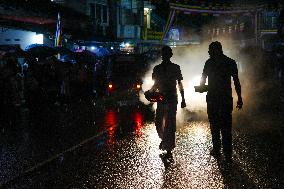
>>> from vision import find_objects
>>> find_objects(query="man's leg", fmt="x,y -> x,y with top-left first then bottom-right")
221,112 -> 233,159
155,103 -> 165,140
207,101 -> 221,155
162,102 -> 177,153
210,122 -> 221,153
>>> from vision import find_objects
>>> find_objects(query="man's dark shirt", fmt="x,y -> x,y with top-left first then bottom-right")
152,61 -> 183,102
202,54 -> 238,99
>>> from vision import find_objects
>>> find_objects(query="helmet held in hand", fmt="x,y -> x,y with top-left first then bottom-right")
144,90 -> 164,102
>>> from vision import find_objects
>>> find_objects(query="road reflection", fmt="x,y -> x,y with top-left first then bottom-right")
104,110 -> 118,146
106,120 -> 257,188
133,111 -> 143,137
90,118 -> 257,188
102,109 -> 147,146
2,108 -> 266,188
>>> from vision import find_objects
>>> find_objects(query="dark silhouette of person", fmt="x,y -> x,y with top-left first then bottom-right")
151,45 -> 186,158
200,41 -> 243,161
1,55 -> 22,129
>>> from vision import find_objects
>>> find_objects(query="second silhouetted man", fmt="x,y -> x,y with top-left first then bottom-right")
200,41 -> 243,162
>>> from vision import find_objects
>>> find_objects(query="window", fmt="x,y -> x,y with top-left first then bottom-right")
96,4 -> 102,24
121,0 -> 131,9
102,5 -> 108,23
90,3 -> 95,19
272,17 -> 277,29
90,3 -> 108,25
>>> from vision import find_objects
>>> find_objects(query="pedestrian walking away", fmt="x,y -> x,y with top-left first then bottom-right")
150,45 -> 186,158
200,41 -> 243,162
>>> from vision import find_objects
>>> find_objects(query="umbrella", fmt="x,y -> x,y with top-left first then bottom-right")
53,47 -> 76,63
60,54 -> 77,64
91,47 -> 111,57
75,49 -> 84,53
59,50 -> 96,64
25,44 -> 57,59
75,50 -> 96,56
54,47 -> 74,55
75,50 -> 96,63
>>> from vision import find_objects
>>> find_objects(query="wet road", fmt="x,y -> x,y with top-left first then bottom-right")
1,104 -> 283,189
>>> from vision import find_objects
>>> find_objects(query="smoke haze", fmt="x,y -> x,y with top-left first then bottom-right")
140,36 -> 280,128
140,37 -> 242,123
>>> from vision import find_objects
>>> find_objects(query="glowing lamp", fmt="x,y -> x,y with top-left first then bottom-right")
32,34 -> 43,44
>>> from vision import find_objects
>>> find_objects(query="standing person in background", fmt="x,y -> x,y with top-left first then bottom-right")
151,45 -> 186,158
1,55 -> 21,129
200,41 -> 243,162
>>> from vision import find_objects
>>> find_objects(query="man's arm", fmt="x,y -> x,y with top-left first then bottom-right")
150,81 -> 158,92
233,75 -> 243,109
200,61 -> 208,85
178,80 -> 186,108
151,67 -> 158,91
233,76 -> 242,98
176,65 -> 186,108
232,62 -> 243,109
200,73 -> 207,86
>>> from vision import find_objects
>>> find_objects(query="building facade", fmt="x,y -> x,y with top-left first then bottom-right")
53,0 -> 150,42
0,27 -> 45,50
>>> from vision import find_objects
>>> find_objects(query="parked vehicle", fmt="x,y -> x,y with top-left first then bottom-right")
103,53 -> 147,107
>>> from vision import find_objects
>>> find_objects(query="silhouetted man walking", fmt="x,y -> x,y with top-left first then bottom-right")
151,45 -> 186,158
200,41 -> 243,161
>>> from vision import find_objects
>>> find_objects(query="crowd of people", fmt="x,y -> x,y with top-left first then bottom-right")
0,52 -> 107,128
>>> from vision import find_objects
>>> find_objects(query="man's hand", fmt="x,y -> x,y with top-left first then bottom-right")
236,97 -> 243,110
181,99 -> 186,108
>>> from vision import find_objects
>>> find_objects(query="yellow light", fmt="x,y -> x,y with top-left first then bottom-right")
108,84 -> 113,89
136,84 -> 141,89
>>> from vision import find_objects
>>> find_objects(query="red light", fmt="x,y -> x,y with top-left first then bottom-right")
136,84 -> 141,89
108,83 -> 114,92
104,110 -> 117,145
133,112 -> 143,137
